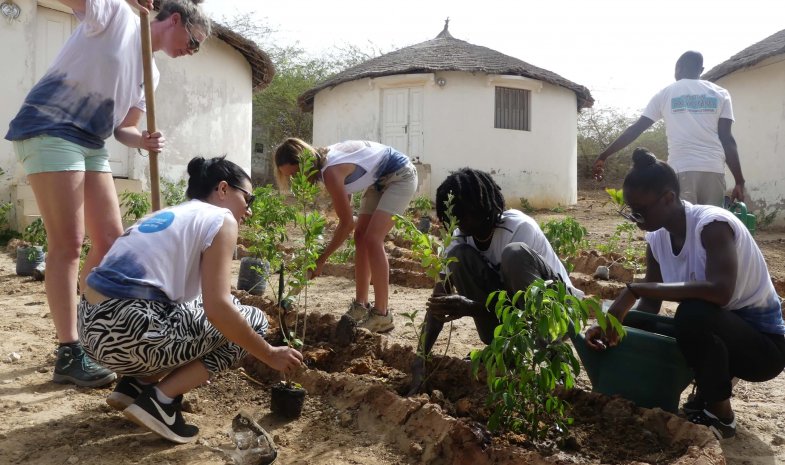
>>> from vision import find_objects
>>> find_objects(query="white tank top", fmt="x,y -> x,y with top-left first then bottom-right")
645,202 -> 777,310
321,141 -> 390,193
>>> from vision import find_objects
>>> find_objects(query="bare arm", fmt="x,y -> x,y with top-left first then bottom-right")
592,116 -> 655,180
201,216 -> 302,372
113,107 -> 165,152
718,118 -> 746,201
628,222 -> 737,306
316,165 -> 356,268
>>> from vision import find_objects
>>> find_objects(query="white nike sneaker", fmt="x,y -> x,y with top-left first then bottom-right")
123,387 -> 199,444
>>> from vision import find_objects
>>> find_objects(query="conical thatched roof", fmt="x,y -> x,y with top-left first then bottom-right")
212,22 -> 275,92
298,22 -> 593,111
703,29 -> 785,82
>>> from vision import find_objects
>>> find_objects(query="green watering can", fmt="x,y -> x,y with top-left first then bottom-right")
571,310 -> 694,413
728,201 -> 756,235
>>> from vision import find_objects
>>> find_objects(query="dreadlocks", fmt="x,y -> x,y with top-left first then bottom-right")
435,167 -> 505,226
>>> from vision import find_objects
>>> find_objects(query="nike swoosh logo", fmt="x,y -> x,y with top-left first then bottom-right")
151,398 -> 177,426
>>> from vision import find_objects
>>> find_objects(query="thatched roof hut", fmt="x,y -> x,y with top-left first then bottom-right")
703,28 -> 785,82
298,23 -> 593,111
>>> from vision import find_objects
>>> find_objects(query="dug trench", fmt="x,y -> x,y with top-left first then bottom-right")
235,295 -> 724,465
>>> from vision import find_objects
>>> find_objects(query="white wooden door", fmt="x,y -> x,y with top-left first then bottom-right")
381,87 -> 424,159
35,6 -> 130,177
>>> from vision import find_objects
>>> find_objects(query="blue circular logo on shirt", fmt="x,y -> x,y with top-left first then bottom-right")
138,211 -> 174,233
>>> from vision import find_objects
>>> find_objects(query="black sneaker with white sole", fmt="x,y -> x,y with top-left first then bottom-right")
123,387 -> 199,444
52,343 -> 116,387
681,387 -> 706,415
106,376 -> 145,411
688,409 -> 736,439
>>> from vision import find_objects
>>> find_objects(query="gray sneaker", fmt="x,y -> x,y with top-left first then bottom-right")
345,299 -> 370,321
359,308 -> 394,333
53,343 -> 117,387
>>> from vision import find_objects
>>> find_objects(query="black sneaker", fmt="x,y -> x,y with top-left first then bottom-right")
681,385 -> 706,415
688,409 -> 736,439
106,376 -> 145,411
123,387 -> 199,444
53,344 -> 117,387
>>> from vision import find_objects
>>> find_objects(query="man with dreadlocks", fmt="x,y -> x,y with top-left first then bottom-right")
407,168 -> 583,395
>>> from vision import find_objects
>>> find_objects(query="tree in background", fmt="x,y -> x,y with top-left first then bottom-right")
577,107 -> 667,188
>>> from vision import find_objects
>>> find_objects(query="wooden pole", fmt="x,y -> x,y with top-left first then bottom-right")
140,10 -> 161,211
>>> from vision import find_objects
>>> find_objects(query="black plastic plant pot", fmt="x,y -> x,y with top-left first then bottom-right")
237,257 -> 269,295
270,382 -> 306,420
16,246 -> 44,277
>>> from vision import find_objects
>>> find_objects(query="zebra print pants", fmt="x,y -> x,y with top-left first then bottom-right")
77,295 -> 269,377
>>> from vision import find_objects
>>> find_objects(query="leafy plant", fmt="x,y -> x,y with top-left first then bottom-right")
283,148 -> 326,354
328,237 -> 355,264
22,217 -> 48,261
23,217 -> 47,248
605,187 -> 625,209
161,177 -> 187,207
541,217 -> 588,271
519,197 -> 535,213
596,222 -> 644,273
409,195 -> 433,218
550,204 -> 566,213
471,279 -> 625,439
119,191 -> 151,223
395,193 -> 459,385
756,207 -> 777,231
0,201 -> 18,245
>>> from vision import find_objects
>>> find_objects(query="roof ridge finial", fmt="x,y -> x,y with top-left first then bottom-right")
436,17 -> 453,39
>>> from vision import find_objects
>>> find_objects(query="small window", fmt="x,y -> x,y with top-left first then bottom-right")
495,87 -> 530,131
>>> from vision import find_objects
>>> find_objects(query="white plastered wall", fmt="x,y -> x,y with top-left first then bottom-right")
715,56 -> 785,225
311,71 -> 578,207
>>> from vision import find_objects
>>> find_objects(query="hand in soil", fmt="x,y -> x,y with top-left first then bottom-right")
212,411 -> 278,465
427,295 -> 480,322
585,324 -> 620,350
265,345 -> 304,375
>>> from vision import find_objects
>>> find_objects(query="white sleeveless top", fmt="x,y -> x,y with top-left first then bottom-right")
321,141 -> 390,193
87,200 -> 229,303
645,202 -> 776,310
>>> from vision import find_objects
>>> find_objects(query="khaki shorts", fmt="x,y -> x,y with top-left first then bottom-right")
677,171 -> 726,207
358,162 -> 418,216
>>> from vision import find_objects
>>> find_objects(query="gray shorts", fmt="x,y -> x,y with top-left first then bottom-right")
677,171 -> 726,207
358,162 -> 418,215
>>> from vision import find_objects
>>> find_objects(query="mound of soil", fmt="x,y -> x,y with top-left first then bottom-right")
239,307 -> 723,465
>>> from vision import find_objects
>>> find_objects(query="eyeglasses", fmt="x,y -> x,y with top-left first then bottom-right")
617,191 -> 669,224
185,22 -> 201,53
617,205 -> 644,224
230,184 -> 255,208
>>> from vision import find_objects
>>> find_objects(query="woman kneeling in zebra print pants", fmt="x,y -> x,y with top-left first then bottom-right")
78,156 -> 303,444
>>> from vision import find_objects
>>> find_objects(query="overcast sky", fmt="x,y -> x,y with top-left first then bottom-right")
204,0 -> 783,114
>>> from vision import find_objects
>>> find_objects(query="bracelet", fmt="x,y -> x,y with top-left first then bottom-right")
626,282 -> 639,298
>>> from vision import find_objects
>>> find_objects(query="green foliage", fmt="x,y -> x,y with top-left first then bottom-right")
540,217 -> 588,271
243,185 -> 296,270
519,198 -> 535,213
756,207 -> 777,231
550,204 -> 566,213
409,195 -> 433,218
23,217 -> 47,248
595,222 -> 645,273
605,187 -> 625,209
161,177 -> 187,207
0,201 -> 18,245
329,237 -> 355,264
119,191 -> 151,223
471,279 -> 625,439
284,149 -> 326,351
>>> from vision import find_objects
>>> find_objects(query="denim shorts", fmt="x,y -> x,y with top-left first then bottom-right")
14,135 -> 111,174
359,162 -> 418,215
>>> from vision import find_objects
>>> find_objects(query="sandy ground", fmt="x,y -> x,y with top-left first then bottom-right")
1,189 -> 785,464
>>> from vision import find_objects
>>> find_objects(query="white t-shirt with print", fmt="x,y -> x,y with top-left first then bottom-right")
642,79 -> 733,174
321,141 -> 390,193
5,0 -> 159,149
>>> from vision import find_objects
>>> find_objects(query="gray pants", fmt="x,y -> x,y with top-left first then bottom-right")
677,171 -> 726,207
447,242 -> 559,344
